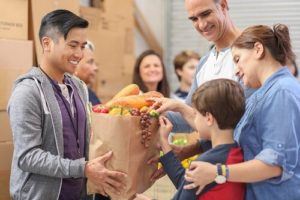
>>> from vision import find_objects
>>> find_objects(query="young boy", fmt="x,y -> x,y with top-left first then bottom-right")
158,79 -> 246,200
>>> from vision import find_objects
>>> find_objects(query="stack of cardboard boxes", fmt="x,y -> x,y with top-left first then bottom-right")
0,0 -> 32,199
80,0 -> 135,103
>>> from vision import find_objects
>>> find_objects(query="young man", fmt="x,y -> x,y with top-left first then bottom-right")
8,10 -> 126,200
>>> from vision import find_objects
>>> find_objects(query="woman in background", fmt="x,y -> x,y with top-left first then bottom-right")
133,49 -> 170,97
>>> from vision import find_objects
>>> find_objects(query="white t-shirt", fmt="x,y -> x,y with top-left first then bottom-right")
196,48 -> 237,86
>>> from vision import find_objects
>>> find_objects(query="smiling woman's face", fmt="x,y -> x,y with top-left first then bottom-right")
232,46 -> 262,88
139,54 -> 163,85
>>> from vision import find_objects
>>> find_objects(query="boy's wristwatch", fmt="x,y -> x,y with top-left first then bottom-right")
215,163 -> 227,184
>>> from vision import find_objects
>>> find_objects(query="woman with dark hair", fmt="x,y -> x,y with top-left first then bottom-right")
181,24 -> 300,200
133,50 -> 170,97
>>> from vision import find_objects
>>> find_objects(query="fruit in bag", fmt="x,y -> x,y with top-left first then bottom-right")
106,84 -> 140,107
106,91 -> 163,109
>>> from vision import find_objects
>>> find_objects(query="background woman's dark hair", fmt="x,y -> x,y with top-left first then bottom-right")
232,24 -> 295,66
39,9 -> 89,43
132,50 -> 170,97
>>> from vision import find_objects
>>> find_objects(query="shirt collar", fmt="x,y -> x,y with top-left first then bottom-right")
47,74 -> 72,88
211,46 -> 231,57
255,67 -> 290,99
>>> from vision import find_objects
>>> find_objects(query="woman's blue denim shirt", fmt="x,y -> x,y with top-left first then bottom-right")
234,67 -> 300,200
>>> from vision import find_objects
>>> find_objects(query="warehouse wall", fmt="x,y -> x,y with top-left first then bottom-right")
134,0 -> 165,56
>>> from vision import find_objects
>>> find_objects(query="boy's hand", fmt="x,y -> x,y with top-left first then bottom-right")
184,161 -> 216,195
158,116 -> 173,154
158,116 -> 173,141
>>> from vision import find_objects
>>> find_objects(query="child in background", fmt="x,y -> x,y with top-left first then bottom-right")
172,50 -> 200,101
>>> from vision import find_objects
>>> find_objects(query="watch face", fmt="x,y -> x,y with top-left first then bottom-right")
215,175 -> 226,184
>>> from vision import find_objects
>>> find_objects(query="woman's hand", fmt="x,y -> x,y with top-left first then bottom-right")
184,161 -> 216,195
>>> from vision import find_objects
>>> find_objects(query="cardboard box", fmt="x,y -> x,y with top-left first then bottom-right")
0,142 -> 13,171
0,112 -> 12,142
0,39 -> 33,111
0,170 -> 11,200
122,54 -> 135,77
91,0 -> 104,10
92,0 -> 134,21
0,141 -> 13,200
80,6 -> 134,102
0,0 -> 28,40
30,0 -> 80,64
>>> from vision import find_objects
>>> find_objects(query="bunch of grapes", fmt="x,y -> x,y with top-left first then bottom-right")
130,108 -> 140,116
140,110 -> 152,148
130,107 -> 158,148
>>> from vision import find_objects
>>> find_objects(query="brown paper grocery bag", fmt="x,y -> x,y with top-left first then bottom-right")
88,112 -> 159,200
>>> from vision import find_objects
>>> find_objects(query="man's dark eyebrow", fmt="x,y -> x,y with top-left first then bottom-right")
68,41 -> 87,46
68,40 -> 79,45
188,15 -> 196,20
188,9 -> 212,20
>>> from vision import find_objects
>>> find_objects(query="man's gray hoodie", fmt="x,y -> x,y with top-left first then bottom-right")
7,67 -> 91,200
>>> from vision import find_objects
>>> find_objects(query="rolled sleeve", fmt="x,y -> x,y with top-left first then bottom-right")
255,148 -> 294,184
257,89 -> 300,184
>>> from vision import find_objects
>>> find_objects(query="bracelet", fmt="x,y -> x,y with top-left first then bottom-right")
216,163 -> 223,176
221,164 -> 226,177
217,164 -> 229,179
222,164 -> 229,179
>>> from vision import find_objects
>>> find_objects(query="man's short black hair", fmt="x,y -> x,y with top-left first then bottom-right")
39,9 -> 89,43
